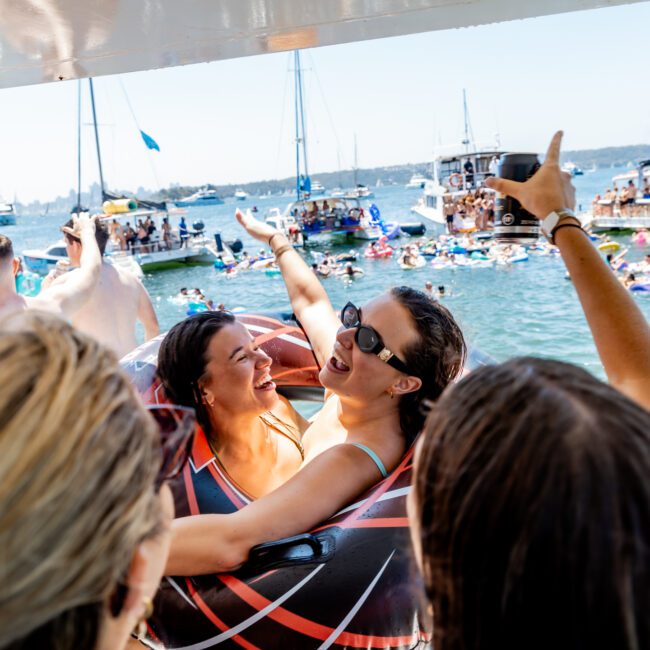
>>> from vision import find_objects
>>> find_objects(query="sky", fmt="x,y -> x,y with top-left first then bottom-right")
1,2 -> 650,203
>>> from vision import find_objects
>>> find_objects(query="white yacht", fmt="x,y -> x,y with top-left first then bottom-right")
234,189 -> 248,201
345,184 -> 374,199
175,188 -> 224,207
585,160 -> 650,233
411,150 -> 504,233
405,173 -> 428,189
309,180 -> 326,195
0,200 -> 16,226
562,161 -> 584,176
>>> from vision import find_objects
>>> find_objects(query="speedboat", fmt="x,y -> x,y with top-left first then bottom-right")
562,162 -> 584,176
234,189 -> 248,201
23,239 -> 144,278
174,188 -> 224,207
405,173 -> 427,189
0,199 -> 16,226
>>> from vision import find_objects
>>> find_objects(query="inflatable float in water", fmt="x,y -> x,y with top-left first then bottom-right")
121,312 -> 430,650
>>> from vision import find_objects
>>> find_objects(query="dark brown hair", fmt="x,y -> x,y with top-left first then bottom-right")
414,357 -> 650,650
0,234 -> 14,264
390,286 -> 466,446
62,218 -> 110,255
157,311 -> 236,435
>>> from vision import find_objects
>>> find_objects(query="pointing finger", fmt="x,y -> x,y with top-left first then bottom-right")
485,176 -> 523,200
544,130 -> 563,166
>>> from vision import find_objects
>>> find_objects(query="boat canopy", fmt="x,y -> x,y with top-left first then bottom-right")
0,0 -> 644,90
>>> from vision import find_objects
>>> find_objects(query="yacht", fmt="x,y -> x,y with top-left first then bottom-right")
345,184 -> 374,199
309,180 -> 326,196
174,188 -> 224,207
411,149 -> 504,233
0,200 -> 16,226
234,189 -> 248,201
584,160 -> 650,233
405,173 -> 428,189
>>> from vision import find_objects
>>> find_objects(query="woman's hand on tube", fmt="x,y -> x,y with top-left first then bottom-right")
235,209 -> 281,245
485,131 -> 576,218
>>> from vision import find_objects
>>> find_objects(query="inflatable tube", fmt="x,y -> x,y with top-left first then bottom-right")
364,248 -> 393,259
598,241 -> 621,252
121,313 -> 427,650
102,198 -> 138,214
630,283 -> 650,293
399,255 -> 425,270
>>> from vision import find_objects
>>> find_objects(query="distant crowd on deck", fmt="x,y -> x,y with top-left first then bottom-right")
108,214 -> 190,253
592,176 -> 650,217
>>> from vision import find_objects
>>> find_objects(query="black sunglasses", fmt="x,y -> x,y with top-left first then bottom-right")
340,302 -> 411,375
146,404 -> 196,490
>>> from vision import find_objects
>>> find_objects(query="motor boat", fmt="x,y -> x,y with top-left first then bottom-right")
0,199 -> 16,226
405,173 -> 427,189
234,189 -> 248,201
174,188 -> 224,207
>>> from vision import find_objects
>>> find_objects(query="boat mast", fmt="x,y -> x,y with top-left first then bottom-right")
76,79 -> 82,214
461,88 -> 475,154
88,78 -> 106,202
353,133 -> 358,187
294,50 -> 310,201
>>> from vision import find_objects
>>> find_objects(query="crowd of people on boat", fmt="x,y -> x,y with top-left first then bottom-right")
592,177 -> 650,217
108,215 -> 187,254
443,188 -> 496,232
0,133 -> 649,650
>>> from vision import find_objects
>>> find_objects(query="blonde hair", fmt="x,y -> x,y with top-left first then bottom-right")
0,312 -> 161,649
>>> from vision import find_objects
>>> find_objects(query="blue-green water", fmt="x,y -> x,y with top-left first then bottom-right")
6,168 -> 650,379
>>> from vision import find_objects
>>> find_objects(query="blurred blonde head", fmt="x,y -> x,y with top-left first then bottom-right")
0,311 -> 162,649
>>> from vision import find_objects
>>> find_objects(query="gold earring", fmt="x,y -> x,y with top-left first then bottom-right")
388,389 -> 394,399
134,596 -> 154,638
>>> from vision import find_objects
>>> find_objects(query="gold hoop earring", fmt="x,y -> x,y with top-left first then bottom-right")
134,596 -> 154,638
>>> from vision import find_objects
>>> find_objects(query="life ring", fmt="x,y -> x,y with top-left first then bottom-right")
449,172 -> 463,189
598,241 -> 621,252
121,312 -> 428,650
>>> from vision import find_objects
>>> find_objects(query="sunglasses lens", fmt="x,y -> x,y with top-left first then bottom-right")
341,304 -> 359,328
147,406 -> 196,486
356,326 -> 378,352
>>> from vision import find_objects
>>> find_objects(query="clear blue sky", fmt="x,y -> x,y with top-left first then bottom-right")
1,2 -> 649,203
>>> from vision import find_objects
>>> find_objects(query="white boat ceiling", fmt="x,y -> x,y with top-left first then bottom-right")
0,0 -> 644,90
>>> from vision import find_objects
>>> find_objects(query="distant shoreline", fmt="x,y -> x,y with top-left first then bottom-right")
16,143 -> 650,215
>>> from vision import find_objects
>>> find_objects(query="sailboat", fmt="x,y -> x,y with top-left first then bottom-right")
345,134 -> 374,199
265,51 -> 367,243
25,79 -> 231,275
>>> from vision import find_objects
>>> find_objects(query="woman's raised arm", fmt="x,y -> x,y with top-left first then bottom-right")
486,131 -> 650,409
235,209 -> 340,367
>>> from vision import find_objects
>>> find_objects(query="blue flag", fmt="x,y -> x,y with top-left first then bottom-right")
140,130 -> 160,151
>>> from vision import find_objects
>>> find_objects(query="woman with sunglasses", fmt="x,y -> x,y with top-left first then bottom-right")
166,210 -> 465,576
0,311 -> 195,650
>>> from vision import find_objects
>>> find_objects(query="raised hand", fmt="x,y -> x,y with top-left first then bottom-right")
485,131 -> 576,219
235,209 -> 280,245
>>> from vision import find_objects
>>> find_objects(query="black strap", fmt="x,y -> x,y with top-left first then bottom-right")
552,222 -> 583,243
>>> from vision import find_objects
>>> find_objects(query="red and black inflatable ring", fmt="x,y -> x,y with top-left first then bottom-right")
122,312 -> 429,650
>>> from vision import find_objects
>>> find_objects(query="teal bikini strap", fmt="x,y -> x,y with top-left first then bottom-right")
350,443 -> 388,478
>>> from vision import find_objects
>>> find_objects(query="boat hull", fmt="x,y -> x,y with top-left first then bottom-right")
175,198 -> 224,207
0,214 -> 16,226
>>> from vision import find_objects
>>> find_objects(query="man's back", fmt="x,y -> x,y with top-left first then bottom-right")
58,262 -> 158,358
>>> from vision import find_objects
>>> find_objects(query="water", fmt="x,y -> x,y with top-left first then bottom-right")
5,167 -> 649,379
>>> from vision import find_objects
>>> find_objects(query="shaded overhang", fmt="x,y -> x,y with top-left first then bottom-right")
0,0 -> 645,90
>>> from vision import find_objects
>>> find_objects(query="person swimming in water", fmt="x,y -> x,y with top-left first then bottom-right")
165,210 -> 466,576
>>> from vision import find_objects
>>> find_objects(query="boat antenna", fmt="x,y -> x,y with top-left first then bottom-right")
88,78 -> 107,203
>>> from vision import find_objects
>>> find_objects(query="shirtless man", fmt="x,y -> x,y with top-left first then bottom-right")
0,214 -> 101,321
52,217 -> 160,358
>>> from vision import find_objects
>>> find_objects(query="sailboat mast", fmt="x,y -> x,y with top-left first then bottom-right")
462,89 -> 470,153
88,78 -> 106,202
76,80 -> 82,214
353,134 -> 358,187
296,52 -> 309,180
294,51 -> 302,200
